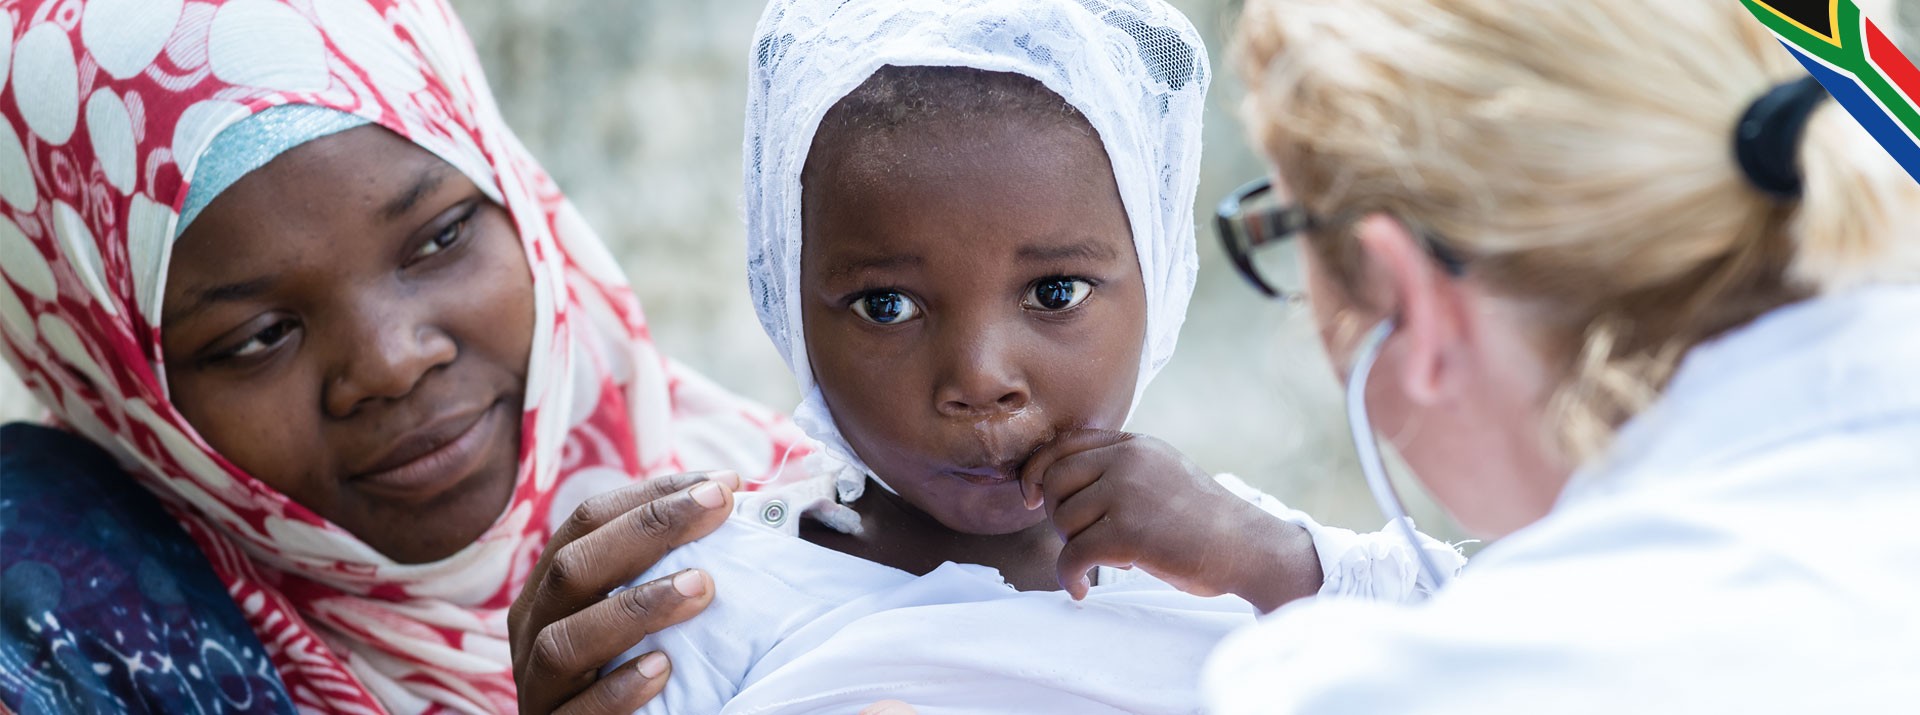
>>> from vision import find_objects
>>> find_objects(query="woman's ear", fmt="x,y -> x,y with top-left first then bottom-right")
1351,213 -> 1468,405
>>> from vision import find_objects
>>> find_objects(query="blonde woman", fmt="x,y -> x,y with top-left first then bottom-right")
1207,0 -> 1920,712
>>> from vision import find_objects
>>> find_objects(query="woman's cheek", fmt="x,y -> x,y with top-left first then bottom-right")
462,219 -> 537,380
175,377 -> 320,498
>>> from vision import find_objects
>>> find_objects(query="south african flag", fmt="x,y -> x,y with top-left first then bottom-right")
1740,1 -> 1920,185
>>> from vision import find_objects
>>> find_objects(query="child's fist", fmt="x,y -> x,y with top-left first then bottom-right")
1018,429 -> 1322,611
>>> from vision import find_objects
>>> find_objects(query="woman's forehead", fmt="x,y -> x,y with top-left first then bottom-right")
165,126 -> 468,291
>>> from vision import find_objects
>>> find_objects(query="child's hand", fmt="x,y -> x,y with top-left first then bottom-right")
1018,430 -> 1324,612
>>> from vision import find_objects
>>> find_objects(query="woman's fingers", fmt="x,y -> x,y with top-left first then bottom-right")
531,477 -> 735,613
551,651 -> 672,715
513,471 -> 731,628
510,470 -> 737,714
551,471 -> 737,550
525,569 -> 713,689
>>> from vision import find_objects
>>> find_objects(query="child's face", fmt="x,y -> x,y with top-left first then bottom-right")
801,115 -> 1146,536
161,125 -> 535,564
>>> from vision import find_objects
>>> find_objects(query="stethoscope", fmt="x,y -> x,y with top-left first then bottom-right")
1346,319 -> 1454,589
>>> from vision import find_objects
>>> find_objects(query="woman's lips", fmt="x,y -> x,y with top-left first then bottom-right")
352,404 -> 505,502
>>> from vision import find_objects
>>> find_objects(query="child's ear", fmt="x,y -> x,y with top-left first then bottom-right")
1351,214 -> 1468,406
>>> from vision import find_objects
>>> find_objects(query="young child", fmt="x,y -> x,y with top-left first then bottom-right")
609,0 -> 1464,711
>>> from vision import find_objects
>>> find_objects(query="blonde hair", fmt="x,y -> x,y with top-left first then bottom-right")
1233,0 -> 1920,459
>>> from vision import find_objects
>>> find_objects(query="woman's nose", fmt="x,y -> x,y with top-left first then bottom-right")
324,314 -> 458,418
933,321 -> 1031,418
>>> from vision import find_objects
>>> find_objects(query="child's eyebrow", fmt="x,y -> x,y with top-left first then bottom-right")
825,254 -> 923,281
1015,239 -> 1121,263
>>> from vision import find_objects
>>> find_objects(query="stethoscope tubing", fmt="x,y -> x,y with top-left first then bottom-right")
1346,319 -> 1453,590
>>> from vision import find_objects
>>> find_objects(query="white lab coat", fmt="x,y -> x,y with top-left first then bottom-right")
1204,286 -> 1920,714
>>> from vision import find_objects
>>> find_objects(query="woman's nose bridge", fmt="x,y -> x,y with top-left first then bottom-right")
328,296 -> 457,412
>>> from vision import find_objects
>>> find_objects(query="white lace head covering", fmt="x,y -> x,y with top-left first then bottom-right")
744,0 -> 1208,502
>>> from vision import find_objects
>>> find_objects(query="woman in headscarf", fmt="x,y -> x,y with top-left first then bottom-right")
0,1 -> 805,712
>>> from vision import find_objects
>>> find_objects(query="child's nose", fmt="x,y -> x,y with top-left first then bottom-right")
933,325 -> 1032,418
324,314 -> 458,418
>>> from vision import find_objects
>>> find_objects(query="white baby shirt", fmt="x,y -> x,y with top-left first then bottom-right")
609,476 -> 1462,714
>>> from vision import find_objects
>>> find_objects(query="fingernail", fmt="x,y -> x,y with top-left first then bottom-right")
691,482 -> 727,509
636,652 -> 668,679
707,470 -> 741,491
672,569 -> 708,598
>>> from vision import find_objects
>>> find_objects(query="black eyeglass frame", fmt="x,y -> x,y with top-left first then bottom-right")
1214,177 -> 1468,299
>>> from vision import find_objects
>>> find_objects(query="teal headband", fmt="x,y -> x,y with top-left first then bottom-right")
175,104 -> 372,238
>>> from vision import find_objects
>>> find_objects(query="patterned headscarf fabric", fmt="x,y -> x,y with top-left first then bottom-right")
742,0 -> 1209,502
175,103 -> 370,237
0,1 -> 807,712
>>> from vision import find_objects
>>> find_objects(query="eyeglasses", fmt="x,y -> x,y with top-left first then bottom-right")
1214,177 -> 1468,300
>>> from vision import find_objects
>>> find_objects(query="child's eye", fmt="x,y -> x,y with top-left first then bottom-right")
414,217 -> 467,260
1024,278 -> 1093,311
851,291 -> 922,325
217,319 -> 299,362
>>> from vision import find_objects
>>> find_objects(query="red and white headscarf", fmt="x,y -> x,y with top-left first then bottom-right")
0,1 -> 807,712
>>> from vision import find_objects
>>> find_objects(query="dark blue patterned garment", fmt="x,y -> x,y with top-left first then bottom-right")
1,423 -> 295,714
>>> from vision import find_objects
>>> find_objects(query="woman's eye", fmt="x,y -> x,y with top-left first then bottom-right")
415,218 -> 467,260
850,291 -> 921,325
223,320 -> 298,360
1024,278 -> 1093,311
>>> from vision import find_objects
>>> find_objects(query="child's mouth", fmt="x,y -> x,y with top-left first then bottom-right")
940,419 -> 1069,487
943,465 -> 1021,487
942,451 -> 1036,487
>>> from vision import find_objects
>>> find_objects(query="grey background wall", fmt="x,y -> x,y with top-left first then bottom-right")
7,0 -> 1918,541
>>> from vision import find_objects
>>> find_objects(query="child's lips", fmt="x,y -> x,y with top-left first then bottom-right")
943,453 -> 1033,486
945,469 -> 1019,487
940,420 -> 1058,486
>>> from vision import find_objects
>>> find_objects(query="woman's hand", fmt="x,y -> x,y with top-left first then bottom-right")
1019,431 -> 1324,612
509,470 -> 739,715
